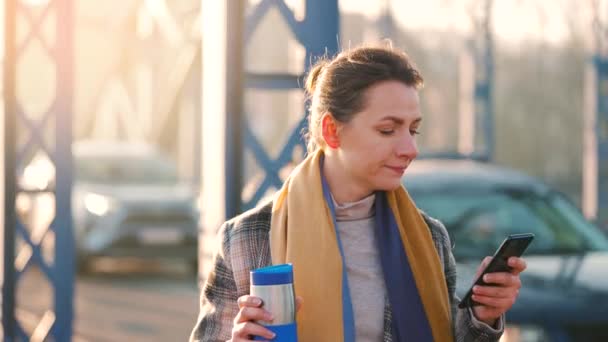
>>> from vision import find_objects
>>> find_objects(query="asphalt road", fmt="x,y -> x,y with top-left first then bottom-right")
16,258 -> 201,342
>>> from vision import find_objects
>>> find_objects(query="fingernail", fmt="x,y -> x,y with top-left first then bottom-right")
250,297 -> 262,306
483,275 -> 490,282
473,286 -> 479,292
265,312 -> 274,321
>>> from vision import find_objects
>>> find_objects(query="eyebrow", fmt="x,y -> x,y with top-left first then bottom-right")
379,116 -> 422,125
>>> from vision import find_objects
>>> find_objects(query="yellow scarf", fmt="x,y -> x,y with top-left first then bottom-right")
269,150 -> 454,341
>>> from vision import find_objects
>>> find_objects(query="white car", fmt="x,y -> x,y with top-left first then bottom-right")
20,140 -> 200,272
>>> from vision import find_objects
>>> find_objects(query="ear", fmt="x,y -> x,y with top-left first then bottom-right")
321,113 -> 340,149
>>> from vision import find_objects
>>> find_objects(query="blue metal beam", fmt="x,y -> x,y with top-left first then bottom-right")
242,117 -> 307,209
53,1 -> 76,339
3,0 -> 75,340
242,0 -> 339,210
303,0 -> 339,59
473,0 -> 494,161
246,0 -> 305,45
594,56 -> 608,229
3,0 -> 18,339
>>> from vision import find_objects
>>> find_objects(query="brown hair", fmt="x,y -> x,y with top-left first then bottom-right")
304,44 -> 424,153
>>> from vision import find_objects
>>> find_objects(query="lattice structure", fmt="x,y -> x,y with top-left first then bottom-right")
79,0 -> 201,162
3,0 -> 74,340
241,0 -> 339,210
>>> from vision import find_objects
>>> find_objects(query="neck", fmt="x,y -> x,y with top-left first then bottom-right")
322,151 -> 373,204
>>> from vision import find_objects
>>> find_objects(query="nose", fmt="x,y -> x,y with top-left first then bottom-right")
396,133 -> 418,160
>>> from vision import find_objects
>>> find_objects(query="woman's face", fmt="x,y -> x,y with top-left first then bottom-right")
333,80 -> 421,192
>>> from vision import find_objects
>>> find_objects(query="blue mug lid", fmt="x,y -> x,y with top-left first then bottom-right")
250,263 -> 293,286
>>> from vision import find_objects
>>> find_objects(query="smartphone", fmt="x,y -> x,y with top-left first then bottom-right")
458,233 -> 534,309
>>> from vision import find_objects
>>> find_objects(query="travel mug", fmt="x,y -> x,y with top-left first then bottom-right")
250,263 -> 298,341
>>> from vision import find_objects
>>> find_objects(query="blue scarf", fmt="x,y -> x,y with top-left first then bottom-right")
320,162 -> 434,341
374,192 -> 434,341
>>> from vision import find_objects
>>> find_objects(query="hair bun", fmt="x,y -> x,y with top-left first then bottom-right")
305,59 -> 329,95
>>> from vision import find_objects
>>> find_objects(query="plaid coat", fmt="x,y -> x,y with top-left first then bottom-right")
190,201 -> 504,342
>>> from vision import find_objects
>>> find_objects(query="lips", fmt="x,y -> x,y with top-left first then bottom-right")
386,165 -> 407,174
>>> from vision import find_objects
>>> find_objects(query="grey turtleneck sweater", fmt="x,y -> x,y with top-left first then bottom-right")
333,193 -> 385,342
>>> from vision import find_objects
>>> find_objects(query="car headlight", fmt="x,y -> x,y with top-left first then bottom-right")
500,324 -> 549,342
84,193 -> 114,216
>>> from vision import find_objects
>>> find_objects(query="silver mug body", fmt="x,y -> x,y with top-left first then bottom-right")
250,283 -> 296,325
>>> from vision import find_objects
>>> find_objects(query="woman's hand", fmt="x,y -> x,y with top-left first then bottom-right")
230,295 -> 303,341
470,256 -> 527,326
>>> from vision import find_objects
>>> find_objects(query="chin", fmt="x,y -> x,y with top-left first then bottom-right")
374,179 -> 403,192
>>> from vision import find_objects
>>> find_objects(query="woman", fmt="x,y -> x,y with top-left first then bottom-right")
190,45 -> 526,342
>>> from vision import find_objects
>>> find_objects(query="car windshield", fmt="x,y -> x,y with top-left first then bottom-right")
76,154 -> 178,184
410,188 -> 608,260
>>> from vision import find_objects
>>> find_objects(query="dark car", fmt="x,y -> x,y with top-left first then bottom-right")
403,157 -> 608,342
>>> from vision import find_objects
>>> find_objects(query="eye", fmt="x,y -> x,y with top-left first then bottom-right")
410,129 -> 421,136
379,129 -> 395,136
